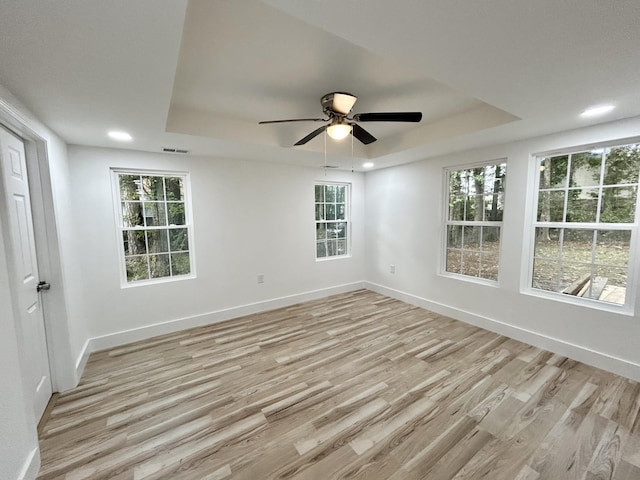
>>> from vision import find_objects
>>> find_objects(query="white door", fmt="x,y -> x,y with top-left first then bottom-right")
0,125 -> 52,421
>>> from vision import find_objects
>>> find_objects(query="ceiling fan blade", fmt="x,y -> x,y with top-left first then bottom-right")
259,118 -> 326,124
351,124 -> 377,145
352,112 -> 422,122
294,125 -> 327,146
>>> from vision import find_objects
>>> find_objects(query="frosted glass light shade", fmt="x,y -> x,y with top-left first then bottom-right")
327,123 -> 352,140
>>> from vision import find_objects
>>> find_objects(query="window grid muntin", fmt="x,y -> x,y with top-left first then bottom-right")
532,227 -> 632,300
115,171 -> 193,284
315,182 -> 350,259
532,142 -> 640,306
446,222 -> 502,280
444,161 -> 506,282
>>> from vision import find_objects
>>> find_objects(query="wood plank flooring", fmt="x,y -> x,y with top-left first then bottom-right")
38,290 -> 640,479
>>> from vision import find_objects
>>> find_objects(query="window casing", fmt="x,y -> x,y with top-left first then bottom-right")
444,161 -> 507,282
530,142 -> 640,307
315,182 -> 350,259
113,170 -> 194,285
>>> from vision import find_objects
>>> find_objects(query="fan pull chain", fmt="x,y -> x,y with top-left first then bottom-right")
351,129 -> 354,173
324,129 -> 327,176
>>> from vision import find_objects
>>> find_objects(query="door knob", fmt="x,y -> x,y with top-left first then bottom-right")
36,281 -> 51,292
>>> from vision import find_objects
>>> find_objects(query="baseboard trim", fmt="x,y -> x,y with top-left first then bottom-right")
365,281 -> 640,383
88,282 -> 366,353
18,447 -> 40,480
74,338 -> 91,384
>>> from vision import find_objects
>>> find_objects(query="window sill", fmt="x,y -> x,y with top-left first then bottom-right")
316,254 -> 352,262
438,271 -> 500,288
121,273 -> 196,289
439,271 -> 500,288
522,287 -> 634,316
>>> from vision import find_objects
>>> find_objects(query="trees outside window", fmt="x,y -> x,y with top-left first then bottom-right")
114,171 -> 194,284
532,143 -> 640,305
445,162 -> 507,281
315,183 -> 350,259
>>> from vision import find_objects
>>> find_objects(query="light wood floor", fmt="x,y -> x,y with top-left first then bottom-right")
38,290 -> 640,479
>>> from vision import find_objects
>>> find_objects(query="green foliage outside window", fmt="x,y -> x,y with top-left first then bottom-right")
538,145 -> 639,227
533,143 -> 639,305
446,162 -> 506,281
315,183 -> 349,258
117,172 -> 192,283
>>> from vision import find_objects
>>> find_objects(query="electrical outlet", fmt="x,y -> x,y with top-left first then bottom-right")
257,274 -> 264,284
390,264 -> 395,274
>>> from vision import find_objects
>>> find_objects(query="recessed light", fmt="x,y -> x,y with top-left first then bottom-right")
362,162 -> 374,168
108,130 -> 132,141
580,105 -> 615,118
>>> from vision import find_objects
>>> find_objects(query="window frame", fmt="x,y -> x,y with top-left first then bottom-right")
441,159 -> 507,285
314,181 -> 351,261
111,168 -> 196,287
525,138 -> 640,313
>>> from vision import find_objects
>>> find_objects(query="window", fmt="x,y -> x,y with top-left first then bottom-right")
531,143 -> 639,306
445,161 -> 506,281
113,170 -> 193,284
315,183 -> 350,259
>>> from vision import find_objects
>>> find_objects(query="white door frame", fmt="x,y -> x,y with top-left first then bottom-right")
0,95 -> 77,392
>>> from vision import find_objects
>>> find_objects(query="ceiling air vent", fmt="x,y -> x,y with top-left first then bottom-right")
162,147 -> 189,154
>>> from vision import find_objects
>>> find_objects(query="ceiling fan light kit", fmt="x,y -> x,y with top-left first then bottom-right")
327,122 -> 352,140
259,92 -> 422,146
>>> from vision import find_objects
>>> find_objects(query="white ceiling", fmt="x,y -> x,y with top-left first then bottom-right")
1,0 -> 639,170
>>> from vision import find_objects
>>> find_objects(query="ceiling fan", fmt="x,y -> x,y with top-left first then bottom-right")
259,92 -> 422,146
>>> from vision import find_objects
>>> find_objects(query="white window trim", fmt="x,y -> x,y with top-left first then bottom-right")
111,168 -> 196,288
440,159 -> 507,285
315,181 -> 352,261
523,140 -> 640,314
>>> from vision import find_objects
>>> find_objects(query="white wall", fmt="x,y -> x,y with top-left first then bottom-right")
43,137 -> 89,369
366,115 -> 640,381
67,146 -> 366,347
